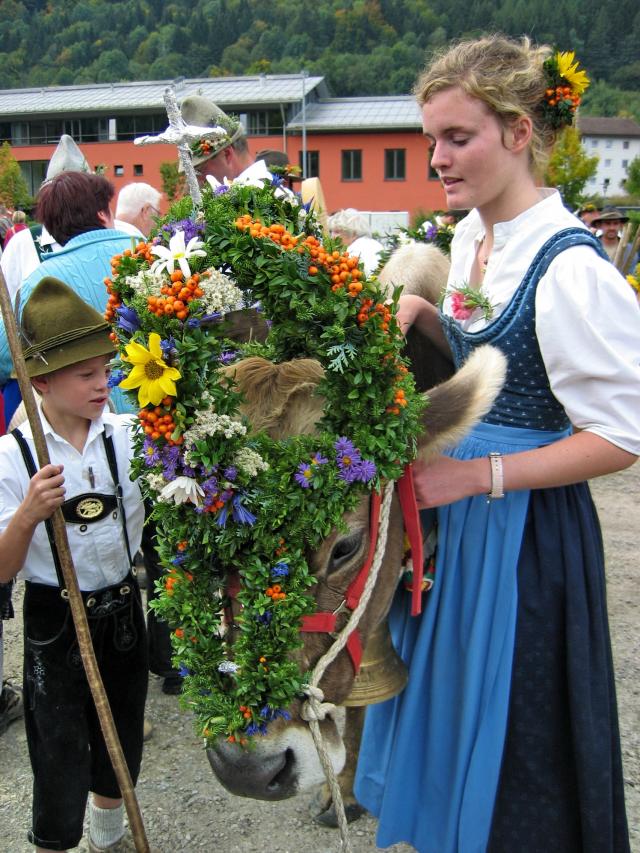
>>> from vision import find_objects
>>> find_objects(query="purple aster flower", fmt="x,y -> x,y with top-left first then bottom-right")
107,369 -> 124,388
142,438 -> 161,466
356,458 -> 377,483
201,475 -> 219,496
219,350 -> 238,365
160,444 -> 181,479
295,462 -> 313,488
311,452 -> 328,465
214,185 -> 229,195
271,561 -> 289,578
115,305 -> 140,334
334,436 -> 362,477
231,494 -> 256,526
422,222 -> 438,241
181,463 -> 198,478
223,466 -> 237,482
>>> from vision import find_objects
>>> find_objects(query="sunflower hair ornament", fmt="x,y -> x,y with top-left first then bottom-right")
541,50 -> 590,130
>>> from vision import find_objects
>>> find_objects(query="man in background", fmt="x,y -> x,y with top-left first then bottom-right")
115,182 -> 162,238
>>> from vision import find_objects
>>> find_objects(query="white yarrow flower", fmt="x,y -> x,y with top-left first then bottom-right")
158,476 -> 205,507
198,268 -> 244,315
150,230 -> 206,279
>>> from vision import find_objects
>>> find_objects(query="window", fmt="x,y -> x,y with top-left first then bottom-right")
604,159 -> 612,167
116,113 -> 167,141
133,164 -> 144,176
385,148 -> 405,180
605,139 -> 613,148
246,109 -> 284,136
591,139 -> 599,147
114,165 -> 124,176
622,159 -> 628,169
623,140 -> 630,149
19,160 -> 48,196
299,149 -> 319,178
341,149 -> 362,181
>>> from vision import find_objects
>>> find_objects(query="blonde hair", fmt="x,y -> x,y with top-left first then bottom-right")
414,34 -> 555,175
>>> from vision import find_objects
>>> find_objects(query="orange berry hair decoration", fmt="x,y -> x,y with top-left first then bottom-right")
541,50 -> 590,130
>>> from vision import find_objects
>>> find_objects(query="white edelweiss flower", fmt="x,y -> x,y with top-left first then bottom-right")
198,268 -> 244,315
150,230 -> 206,279
125,269 -> 166,298
158,476 -> 205,507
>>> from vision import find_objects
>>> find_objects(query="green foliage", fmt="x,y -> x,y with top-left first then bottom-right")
0,0 -> 637,104
0,142 -> 32,209
544,126 -> 599,210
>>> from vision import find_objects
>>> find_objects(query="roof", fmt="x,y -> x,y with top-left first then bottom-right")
0,74 -> 329,118
577,116 -> 640,138
287,96 -> 422,132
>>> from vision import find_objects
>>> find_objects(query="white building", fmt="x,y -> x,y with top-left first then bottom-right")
577,116 -> 640,197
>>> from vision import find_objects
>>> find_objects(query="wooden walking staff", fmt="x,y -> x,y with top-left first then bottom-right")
0,270 -> 151,853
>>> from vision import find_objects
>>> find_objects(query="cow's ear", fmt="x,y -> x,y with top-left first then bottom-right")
416,345 -> 506,460
223,308 -> 270,343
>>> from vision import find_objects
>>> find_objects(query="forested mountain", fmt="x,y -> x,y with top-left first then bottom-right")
1,0 -> 639,118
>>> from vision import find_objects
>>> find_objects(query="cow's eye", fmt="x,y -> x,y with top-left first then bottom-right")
329,532 -> 363,573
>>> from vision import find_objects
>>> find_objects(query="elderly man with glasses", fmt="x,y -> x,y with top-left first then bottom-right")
114,182 -> 162,238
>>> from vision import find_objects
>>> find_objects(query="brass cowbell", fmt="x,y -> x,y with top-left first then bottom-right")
342,620 -> 408,706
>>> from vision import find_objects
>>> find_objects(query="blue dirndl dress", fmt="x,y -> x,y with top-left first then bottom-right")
354,229 -> 630,853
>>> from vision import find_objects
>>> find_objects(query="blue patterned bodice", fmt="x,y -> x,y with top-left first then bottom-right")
440,228 -> 608,430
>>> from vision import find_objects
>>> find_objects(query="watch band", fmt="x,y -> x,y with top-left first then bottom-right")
488,451 -> 504,500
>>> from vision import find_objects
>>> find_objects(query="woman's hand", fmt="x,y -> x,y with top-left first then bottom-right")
411,455 -> 489,508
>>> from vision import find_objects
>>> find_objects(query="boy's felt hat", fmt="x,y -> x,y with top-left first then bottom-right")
180,95 -> 244,166
18,277 -> 116,377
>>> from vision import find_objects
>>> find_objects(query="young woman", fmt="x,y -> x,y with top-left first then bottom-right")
355,35 -> 638,853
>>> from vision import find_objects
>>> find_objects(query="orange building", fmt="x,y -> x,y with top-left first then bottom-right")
0,74 -> 446,230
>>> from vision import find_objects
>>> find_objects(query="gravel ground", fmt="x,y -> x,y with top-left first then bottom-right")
1,466 -> 638,853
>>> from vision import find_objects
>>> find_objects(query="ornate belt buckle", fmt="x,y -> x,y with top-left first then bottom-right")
75,496 -> 105,520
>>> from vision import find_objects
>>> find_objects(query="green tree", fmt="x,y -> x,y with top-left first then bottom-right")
159,160 -> 185,203
544,126 -> 598,210
0,143 -> 32,210
623,156 -> 640,198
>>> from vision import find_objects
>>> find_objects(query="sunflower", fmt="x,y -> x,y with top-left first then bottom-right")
119,332 -> 181,407
556,51 -> 590,95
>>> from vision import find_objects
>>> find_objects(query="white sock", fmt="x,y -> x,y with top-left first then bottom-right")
88,800 -> 125,849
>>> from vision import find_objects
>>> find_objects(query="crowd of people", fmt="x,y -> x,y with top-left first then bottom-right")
0,33 -> 639,853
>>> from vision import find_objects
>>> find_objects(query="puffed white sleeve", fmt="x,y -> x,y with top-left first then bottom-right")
536,246 -> 640,455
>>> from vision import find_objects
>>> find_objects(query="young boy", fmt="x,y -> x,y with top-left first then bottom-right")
0,277 -> 150,853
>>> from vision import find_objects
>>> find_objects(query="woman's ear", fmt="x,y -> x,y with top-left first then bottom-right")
503,115 -> 532,153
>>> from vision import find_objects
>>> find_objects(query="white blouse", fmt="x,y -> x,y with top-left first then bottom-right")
0,408 -> 144,590
443,189 -> 640,455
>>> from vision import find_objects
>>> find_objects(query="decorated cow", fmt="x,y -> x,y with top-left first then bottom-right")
105,176 -> 505,833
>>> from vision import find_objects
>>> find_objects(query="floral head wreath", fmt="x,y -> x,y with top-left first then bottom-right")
541,50 -> 590,130
105,180 -> 424,744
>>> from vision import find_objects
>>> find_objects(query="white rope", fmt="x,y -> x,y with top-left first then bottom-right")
301,480 -> 395,852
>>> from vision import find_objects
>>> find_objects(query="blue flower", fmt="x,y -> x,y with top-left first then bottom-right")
256,611 -> 273,625
159,335 -> 177,360
231,494 -> 256,526
219,350 -> 238,365
177,664 -> 190,677
334,436 -> 362,482
162,218 -> 205,243
187,312 -> 222,328
271,561 -> 289,578
115,305 -> 140,334
223,466 -> 237,482
107,369 -> 124,388
214,185 -> 230,196
171,553 -> 186,565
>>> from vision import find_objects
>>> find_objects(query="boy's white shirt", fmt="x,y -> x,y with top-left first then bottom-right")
0,405 -> 144,590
